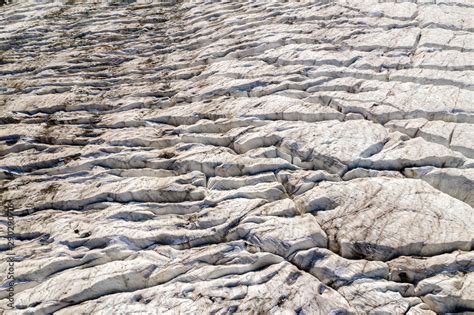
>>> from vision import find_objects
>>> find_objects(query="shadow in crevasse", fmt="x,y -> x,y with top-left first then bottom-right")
0,0 -> 14,6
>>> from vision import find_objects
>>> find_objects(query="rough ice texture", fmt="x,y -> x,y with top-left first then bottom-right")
0,0 -> 473,314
